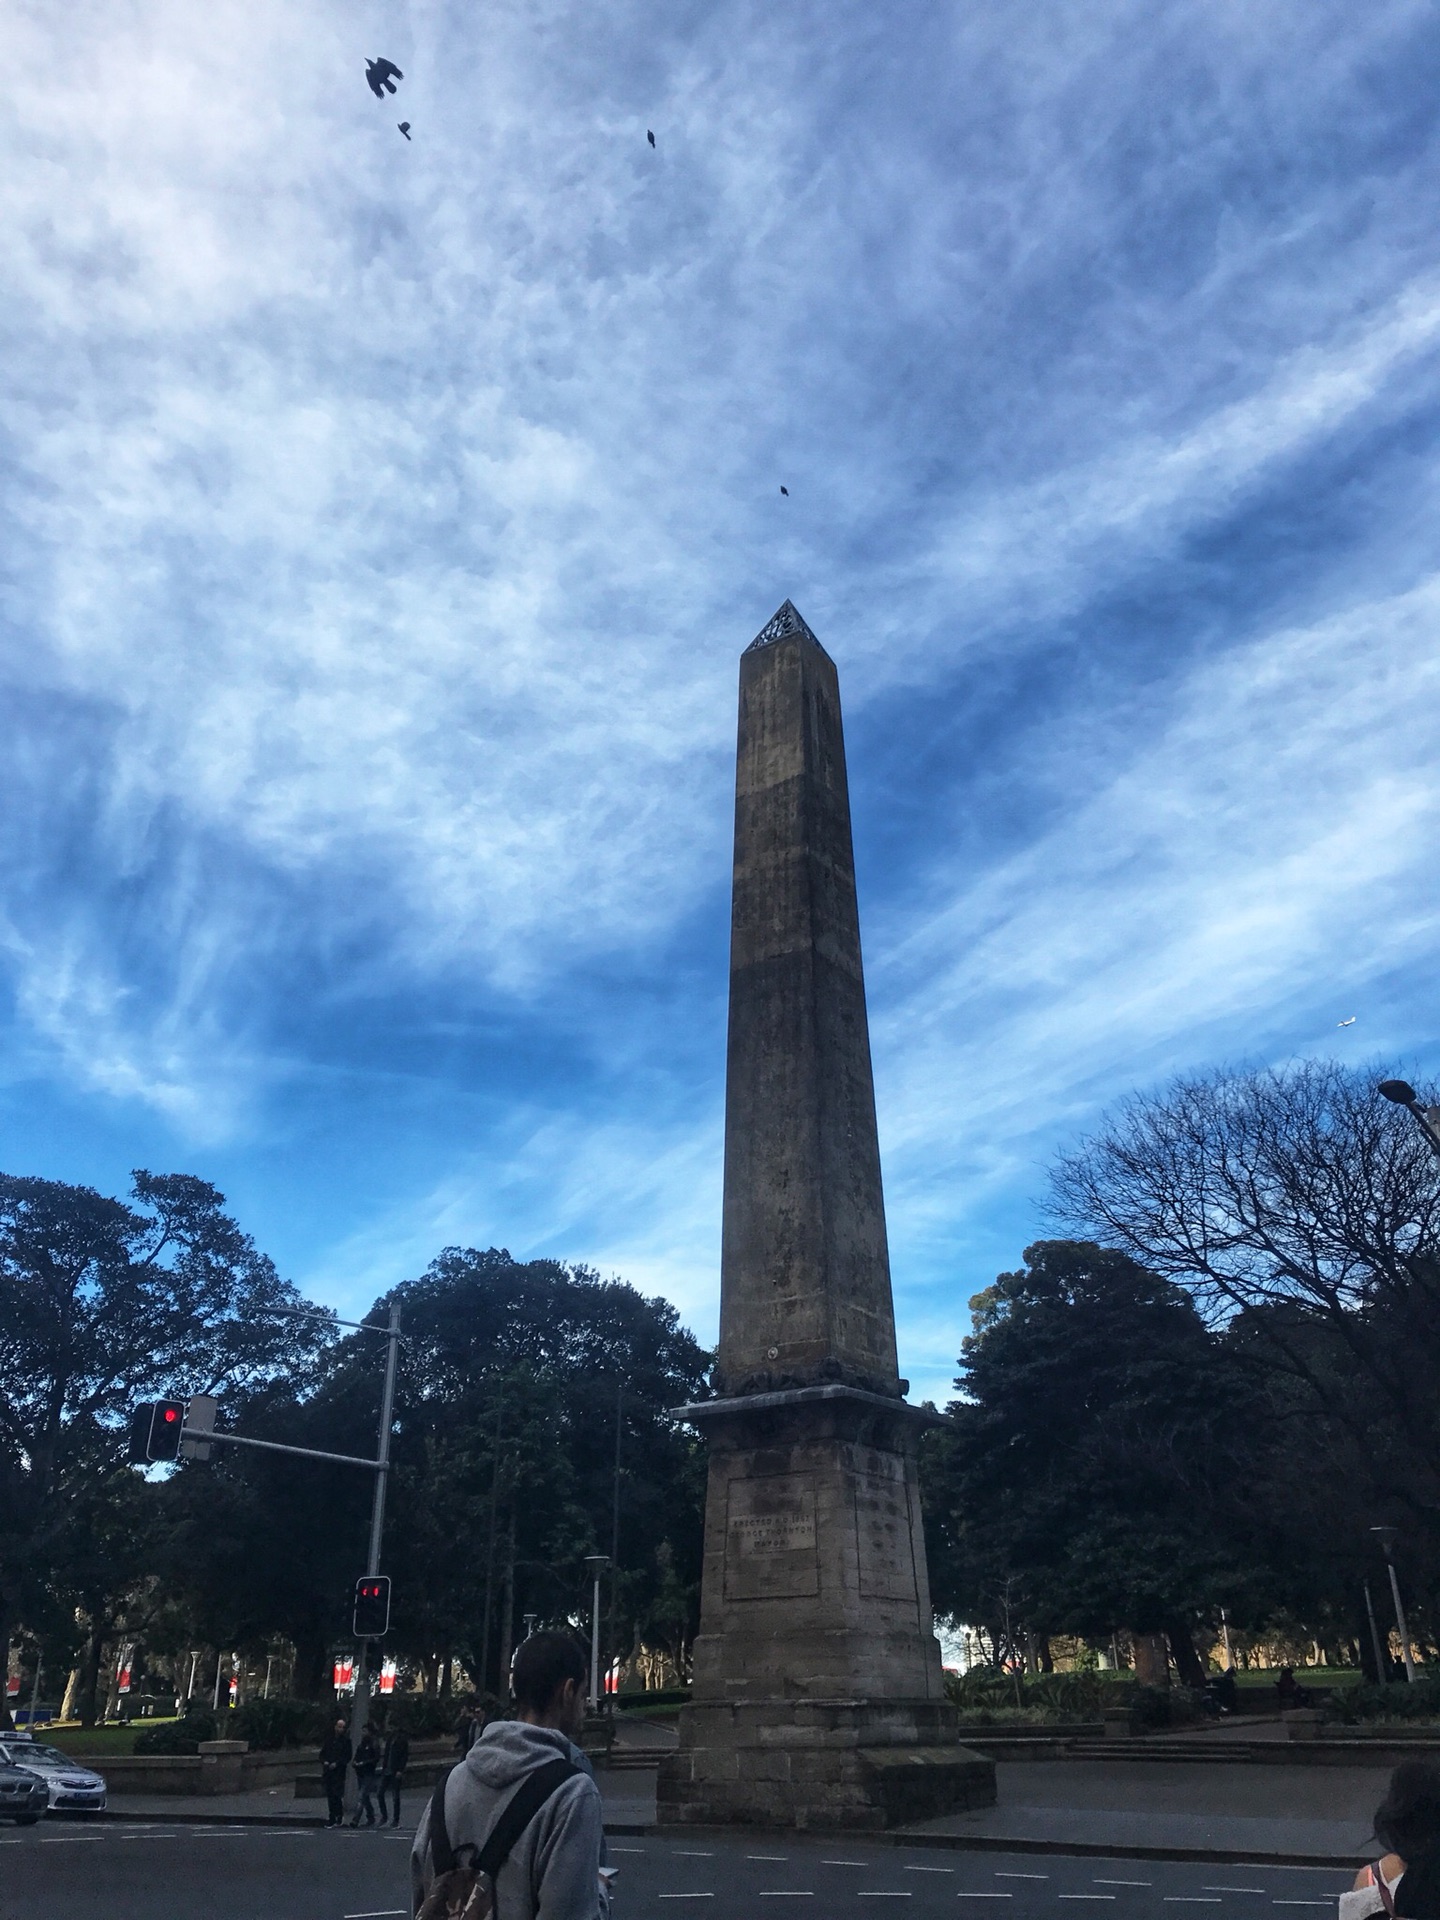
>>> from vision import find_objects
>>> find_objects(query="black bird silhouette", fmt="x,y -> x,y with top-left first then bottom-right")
398,122 -> 411,139
647,129 -> 655,147
780,485 -> 789,496
366,57 -> 403,98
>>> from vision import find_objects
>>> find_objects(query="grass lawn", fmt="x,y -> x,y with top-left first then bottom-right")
27,1721 -> 181,1756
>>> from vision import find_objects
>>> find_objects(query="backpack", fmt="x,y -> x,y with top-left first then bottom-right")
414,1756 -> 579,1920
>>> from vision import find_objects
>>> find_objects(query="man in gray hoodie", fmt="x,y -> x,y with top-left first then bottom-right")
411,1631 -> 607,1920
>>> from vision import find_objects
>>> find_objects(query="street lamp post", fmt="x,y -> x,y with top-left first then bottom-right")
1377,1081 -> 1440,1160
584,1556 -> 610,1711
1364,1580 -> 1389,1686
1372,1527 -> 1417,1683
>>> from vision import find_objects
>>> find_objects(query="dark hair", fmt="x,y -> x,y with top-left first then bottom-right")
1377,1763 -> 1440,1858
511,1630 -> 587,1713
1376,1763 -> 1440,1919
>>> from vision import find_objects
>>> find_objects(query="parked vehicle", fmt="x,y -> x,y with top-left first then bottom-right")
0,1757 -> 48,1825
0,1737 -> 107,1812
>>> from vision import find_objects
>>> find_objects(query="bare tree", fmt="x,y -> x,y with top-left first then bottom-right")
1050,1060 -> 1440,1504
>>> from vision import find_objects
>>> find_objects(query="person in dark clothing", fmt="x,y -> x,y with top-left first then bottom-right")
379,1725 -> 409,1827
350,1722 -> 382,1828
319,1717 -> 351,1828
455,1701 -> 480,1755
1347,1760 -> 1440,1919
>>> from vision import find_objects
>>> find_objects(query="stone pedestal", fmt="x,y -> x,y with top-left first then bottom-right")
659,1698 -> 995,1831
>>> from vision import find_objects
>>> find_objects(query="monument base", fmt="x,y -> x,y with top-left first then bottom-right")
656,1698 -> 996,1831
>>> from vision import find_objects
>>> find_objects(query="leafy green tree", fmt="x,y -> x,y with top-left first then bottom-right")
0,1169 -> 324,1722
155,1248 -> 712,1702
920,1240 -> 1262,1681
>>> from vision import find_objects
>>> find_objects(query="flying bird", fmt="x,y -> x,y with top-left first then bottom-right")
366,57 -> 403,98
780,485 -> 789,496
647,129 -> 656,147
1337,1016 -> 1356,1027
398,122 -> 411,139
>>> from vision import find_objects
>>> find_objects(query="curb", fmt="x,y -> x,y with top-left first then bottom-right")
885,1832 -> 1363,1869
614,1823 -> 1362,1870
97,1809 -> 329,1828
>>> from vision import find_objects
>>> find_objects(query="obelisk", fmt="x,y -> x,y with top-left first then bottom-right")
656,602 -> 994,1830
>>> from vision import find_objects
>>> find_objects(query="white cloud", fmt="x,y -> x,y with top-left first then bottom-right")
5,0 -> 1440,1391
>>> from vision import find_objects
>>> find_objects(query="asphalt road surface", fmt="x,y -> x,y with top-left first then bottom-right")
0,1819 -> 1354,1920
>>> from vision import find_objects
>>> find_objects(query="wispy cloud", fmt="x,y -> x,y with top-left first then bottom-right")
4,0 -> 1440,1396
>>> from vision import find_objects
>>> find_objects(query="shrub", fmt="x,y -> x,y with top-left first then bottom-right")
941,1668 -> 1203,1727
617,1688 -> 691,1712
231,1697 -> 330,1750
134,1708 -> 218,1754
375,1695 -> 465,1739
1329,1679 -> 1440,1725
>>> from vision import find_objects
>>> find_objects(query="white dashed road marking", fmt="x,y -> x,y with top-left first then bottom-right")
905,1866 -> 954,1873
1059,1896 -> 1116,1901
1095,1882 -> 1150,1889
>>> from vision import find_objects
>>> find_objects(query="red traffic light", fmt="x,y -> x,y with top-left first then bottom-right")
352,1574 -> 392,1639
148,1399 -> 187,1461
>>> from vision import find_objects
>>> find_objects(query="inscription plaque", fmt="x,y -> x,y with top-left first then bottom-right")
724,1473 -> 820,1600
855,1460 -> 920,1606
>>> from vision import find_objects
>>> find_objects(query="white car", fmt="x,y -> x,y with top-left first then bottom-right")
0,1738 -> 107,1813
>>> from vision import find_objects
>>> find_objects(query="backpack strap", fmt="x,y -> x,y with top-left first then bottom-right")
475,1757 -> 580,1880
426,1763 -> 462,1877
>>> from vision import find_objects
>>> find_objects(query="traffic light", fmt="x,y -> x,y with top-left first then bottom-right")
127,1399 -> 186,1463
352,1575 -> 391,1639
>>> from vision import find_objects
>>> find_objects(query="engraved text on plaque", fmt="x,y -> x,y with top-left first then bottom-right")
724,1474 -> 820,1600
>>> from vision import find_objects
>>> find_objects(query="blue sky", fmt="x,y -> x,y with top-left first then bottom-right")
4,0 -> 1440,1402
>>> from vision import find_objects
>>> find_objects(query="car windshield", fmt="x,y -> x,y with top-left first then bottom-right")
2,1744 -> 71,1767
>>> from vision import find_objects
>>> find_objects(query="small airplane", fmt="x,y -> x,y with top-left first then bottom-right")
366,57 -> 404,98
1337,1017 -> 1356,1028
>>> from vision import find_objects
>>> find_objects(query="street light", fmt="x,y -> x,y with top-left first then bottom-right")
1371,1526 -> 1417,1683
584,1555 -> 610,1711
1377,1081 -> 1440,1161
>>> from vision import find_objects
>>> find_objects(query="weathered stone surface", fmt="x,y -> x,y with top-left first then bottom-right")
717,610 -> 897,1402
656,604 -> 994,1830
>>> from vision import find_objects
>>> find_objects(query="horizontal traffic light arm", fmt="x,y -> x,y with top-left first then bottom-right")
200,1430 -> 387,1472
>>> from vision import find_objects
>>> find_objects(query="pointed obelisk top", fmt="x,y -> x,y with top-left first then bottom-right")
745,598 -> 829,655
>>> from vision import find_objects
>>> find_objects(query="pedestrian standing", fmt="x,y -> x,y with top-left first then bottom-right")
350,1721 -> 382,1828
380,1723 -> 410,1828
319,1716 -> 352,1829
413,1631 -> 607,1920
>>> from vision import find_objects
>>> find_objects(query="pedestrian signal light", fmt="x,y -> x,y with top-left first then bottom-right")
352,1575 -> 391,1639
127,1398 -> 187,1463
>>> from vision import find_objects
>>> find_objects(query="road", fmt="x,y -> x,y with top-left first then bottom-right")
0,1818 -> 1353,1920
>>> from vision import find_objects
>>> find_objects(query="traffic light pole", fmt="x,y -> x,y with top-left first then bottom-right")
165,1301 -> 404,1754
349,1303 -> 401,1749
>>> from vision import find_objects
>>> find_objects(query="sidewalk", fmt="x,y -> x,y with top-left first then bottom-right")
102,1754 -> 1392,1864
897,1760 -> 1387,1867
